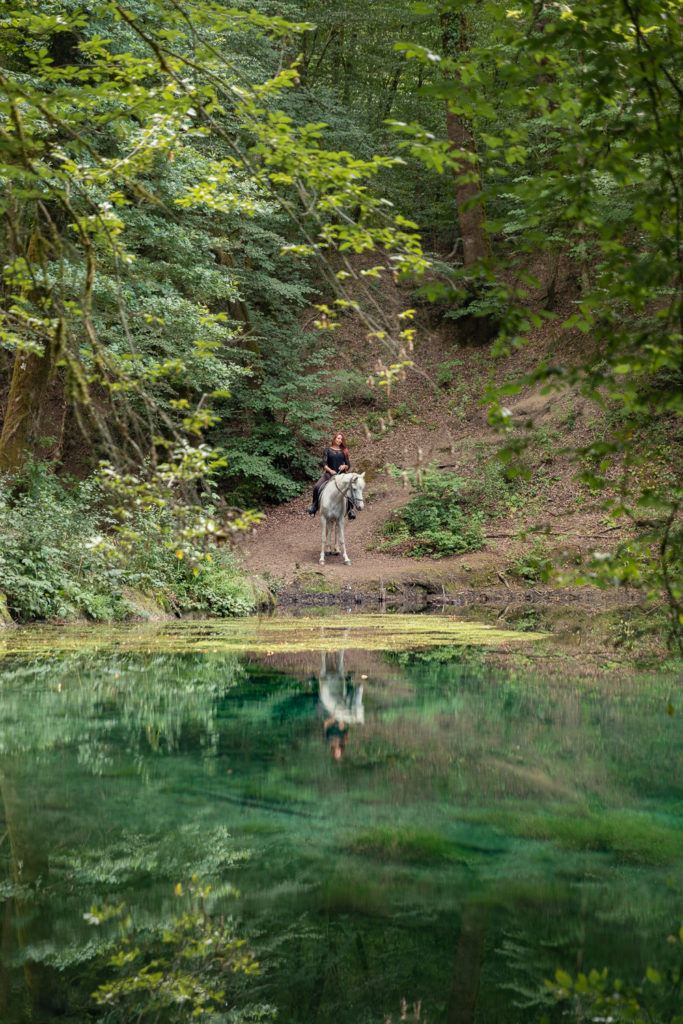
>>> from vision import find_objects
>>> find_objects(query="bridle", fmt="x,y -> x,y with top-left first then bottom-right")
333,474 -> 364,511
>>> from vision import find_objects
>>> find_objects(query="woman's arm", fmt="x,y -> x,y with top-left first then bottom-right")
321,448 -> 333,475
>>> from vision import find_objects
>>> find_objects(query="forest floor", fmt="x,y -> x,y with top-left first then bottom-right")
238,255 -> 657,638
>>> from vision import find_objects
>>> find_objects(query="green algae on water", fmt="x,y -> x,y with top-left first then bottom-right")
0,613 -> 548,660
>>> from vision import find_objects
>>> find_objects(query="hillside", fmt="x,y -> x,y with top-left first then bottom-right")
238,259 -> 660,627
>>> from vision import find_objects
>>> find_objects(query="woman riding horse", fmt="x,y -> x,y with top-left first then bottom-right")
307,431 -> 356,519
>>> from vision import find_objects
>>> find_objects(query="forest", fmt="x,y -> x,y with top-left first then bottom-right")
0,0 -> 681,645
1,5 -> 682,1023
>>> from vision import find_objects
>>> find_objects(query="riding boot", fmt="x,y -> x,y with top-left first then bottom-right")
347,498 -> 356,520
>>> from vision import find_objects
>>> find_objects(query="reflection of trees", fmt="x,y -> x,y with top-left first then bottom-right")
0,645 -> 679,1023
236,654 -> 681,1024
0,651 -> 244,1019
250,902 -> 491,1024
0,773 -> 57,1017
0,651 -> 245,759
89,879 -> 258,1023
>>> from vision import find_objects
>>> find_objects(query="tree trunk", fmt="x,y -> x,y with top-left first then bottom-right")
0,773 -> 63,1017
0,217 -> 66,473
0,893 -> 12,1017
441,12 -> 490,265
446,902 -> 489,1024
379,64 -> 404,123
0,342 -> 67,473
340,26 -> 358,105
0,346 -> 54,473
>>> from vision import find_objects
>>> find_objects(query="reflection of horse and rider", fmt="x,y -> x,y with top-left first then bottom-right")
318,650 -> 364,761
306,430 -> 366,566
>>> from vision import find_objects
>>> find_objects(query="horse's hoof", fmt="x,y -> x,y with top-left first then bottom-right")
344,560 -> 351,566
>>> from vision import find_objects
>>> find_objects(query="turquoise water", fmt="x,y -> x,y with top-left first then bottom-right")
0,622 -> 681,1023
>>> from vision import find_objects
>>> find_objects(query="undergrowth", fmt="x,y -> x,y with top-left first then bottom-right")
0,463 -> 258,623
377,465 -> 503,557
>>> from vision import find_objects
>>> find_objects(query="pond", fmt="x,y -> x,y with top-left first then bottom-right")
0,615 -> 681,1024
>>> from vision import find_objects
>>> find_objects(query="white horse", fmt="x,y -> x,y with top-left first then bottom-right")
319,650 -> 365,725
318,472 -> 365,566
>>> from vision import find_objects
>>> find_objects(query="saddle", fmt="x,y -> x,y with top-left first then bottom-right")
319,476 -> 334,499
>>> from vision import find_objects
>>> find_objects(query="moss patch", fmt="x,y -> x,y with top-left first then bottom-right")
0,593 -> 13,627
0,613 -> 548,660
294,570 -> 336,594
350,827 -> 482,866
468,808 -> 683,866
120,588 -> 171,621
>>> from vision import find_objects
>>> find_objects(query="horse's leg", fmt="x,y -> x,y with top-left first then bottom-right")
319,513 -> 327,565
338,514 -> 351,565
328,518 -> 340,555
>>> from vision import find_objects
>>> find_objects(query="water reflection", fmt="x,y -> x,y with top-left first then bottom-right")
0,635 -> 680,1024
318,650 -> 365,760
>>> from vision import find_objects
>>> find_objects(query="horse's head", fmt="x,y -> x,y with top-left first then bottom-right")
349,471 -> 365,511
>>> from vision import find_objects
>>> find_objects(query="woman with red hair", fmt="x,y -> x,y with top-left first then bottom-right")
307,430 -> 355,518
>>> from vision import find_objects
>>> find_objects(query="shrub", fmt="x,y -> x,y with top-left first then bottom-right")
0,463 -> 258,623
185,561 -> 257,617
380,469 -> 485,558
436,359 -> 463,387
0,465 -> 125,622
508,538 -> 552,583
458,457 -> 518,515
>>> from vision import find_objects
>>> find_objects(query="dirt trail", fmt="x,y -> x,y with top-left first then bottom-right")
240,460 -> 455,588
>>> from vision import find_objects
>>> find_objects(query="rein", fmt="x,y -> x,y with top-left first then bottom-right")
333,474 -> 360,509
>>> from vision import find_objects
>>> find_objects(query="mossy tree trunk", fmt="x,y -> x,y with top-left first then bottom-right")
0,210 -> 67,473
0,346 -> 65,473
